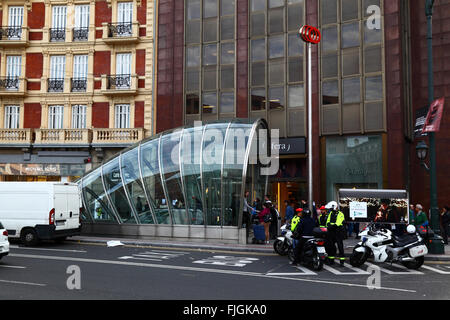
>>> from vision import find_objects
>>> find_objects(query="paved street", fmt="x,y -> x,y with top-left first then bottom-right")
1,240 -> 449,300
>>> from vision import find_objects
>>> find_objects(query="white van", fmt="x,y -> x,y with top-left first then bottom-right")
0,182 -> 81,246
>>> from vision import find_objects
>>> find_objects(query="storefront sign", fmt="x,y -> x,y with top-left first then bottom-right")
349,201 -> 368,219
271,137 -> 306,155
0,163 -> 86,176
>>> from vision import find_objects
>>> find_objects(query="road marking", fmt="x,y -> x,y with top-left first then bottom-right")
0,279 -> 46,287
386,263 -> 423,275
267,266 -> 317,276
10,245 -> 86,253
364,263 -> 416,275
193,256 -> 259,267
422,265 -> 450,275
323,263 -> 370,275
9,253 -> 416,293
118,256 -> 162,262
0,264 -> 26,269
118,250 -> 189,262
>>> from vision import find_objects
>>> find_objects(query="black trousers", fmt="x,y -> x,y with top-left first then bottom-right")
326,228 -> 345,258
293,237 -> 308,263
242,212 -> 250,238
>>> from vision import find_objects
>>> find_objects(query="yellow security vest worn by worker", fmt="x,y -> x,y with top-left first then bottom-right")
291,215 -> 301,231
326,210 -> 345,228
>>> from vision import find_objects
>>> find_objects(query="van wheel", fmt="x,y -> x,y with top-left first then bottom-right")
21,229 -> 39,247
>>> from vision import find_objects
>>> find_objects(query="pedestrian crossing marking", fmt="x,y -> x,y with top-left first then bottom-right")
323,263 -> 370,275
422,265 -> 450,274
364,262 -> 424,275
118,250 -> 189,262
193,256 -> 259,267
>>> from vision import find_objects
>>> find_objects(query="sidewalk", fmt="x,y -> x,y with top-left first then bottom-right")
68,235 -> 450,261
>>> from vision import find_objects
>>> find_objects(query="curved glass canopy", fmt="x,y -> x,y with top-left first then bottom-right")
79,119 -> 269,227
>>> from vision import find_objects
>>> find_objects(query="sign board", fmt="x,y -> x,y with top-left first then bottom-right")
414,106 -> 429,138
271,137 -> 306,155
349,201 -> 368,219
422,97 -> 445,133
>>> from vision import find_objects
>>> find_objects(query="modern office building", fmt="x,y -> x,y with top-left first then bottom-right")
156,0 -> 450,220
0,0 -> 155,182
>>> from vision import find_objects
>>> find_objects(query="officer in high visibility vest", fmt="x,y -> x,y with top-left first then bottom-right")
291,208 -> 303,232
325,201 -> 345,266
318,206 -> 328,228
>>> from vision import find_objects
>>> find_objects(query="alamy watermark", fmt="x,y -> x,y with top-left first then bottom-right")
367,5 -> 382,30
66,265 -> 81,290
366,264 -> 381,290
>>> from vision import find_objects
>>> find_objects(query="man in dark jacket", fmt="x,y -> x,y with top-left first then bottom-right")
291,209 -> 316,265
441,206 -> 450,245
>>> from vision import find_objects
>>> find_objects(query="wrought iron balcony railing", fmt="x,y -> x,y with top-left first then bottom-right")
71,78 -> 87,92
48,78 -> 65,92
108,23 -> 132,37
0,27 -> 22,40
107,74 -> 131,90
73,28 -> 89,41
50,28 -> 66,42
0,77 -> 20,90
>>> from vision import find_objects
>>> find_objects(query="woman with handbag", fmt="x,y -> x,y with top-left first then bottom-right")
258,202 -> 272,244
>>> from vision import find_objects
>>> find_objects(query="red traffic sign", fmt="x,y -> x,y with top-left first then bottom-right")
299,25 -> 321,44
422,97 -> 445,133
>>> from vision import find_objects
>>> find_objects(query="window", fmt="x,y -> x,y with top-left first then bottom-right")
8,6 -> 23,39
4,105 -> 20,129
5,56 -> 21,90
72,105 -> 87,129
48,105 -> 64,129
115,104 -> 130,128
72,55 -> 88,92
117,2 -> 133,36
74,5 -> 90,41
115,53 -> 132,89
49,55 -> 66,92
51,6 -> 67,41
184,0 -> 236,117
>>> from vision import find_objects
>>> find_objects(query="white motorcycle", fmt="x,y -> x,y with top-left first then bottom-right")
350,223 -> 428,269
273,224 -> 293,256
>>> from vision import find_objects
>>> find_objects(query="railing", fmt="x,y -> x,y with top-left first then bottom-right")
71,78 -> 87,92
35,129 -> 91,144
107,74 -> 131,90
73,28 -> 89,41
48,78 -> 65,92
0,128 -> 32,144
0,77 -> 19,90
50,28 -> 66,42
92,128 -> 144,144
108,23 -> 132,37
0,27 -> 22,40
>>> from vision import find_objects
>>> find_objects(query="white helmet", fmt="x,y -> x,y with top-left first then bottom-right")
406,225 -> 416,234
325,201 -> 339,210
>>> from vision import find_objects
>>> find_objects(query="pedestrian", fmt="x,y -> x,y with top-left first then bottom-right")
291,208 -> 315,266
243,191 -> 253,239
318,206 -> 328,228
325,201 -> 346,266
409,204 -> 416,225
136,196 -> 143,213
414,204 -> 429,227
266,201 -> 278,240
440,205 -> 450,245
258,201 -> 272,244
284,200 -> 295,224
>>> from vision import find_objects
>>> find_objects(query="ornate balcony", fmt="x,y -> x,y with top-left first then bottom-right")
92,128 -> 144,146
34,129 -> 91,146
49,28 -> 66,42
0,77 -> 27,96
102,22 -> 139,44
101,74 -> 137,95
71,78 -> 87,92
47,78 -> 65,93
0,128 -> 33,146
72,28 -> 89,41
0,26 -> 29,47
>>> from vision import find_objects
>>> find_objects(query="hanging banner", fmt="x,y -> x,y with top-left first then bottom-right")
422,97 -> 445,133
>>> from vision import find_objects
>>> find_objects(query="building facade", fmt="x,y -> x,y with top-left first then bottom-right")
156,0 -> 450,220
0,0 -> 155,182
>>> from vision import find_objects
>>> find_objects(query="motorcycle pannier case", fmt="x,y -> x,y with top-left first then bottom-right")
409,244 -> 428,258
313,227 -> 327,238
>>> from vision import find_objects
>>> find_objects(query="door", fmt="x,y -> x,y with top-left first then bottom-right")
48,105 -> 64,129
72,55 -> 88,91
54,185 -> 81,230
6,55 -> 21,90
50,55 -> 66,91
117,2 -> 132,35
51,5 -> 67,41
114,104 -> 130,128
8,6 -> 23,39
4,105 -> 20,129
115,53 -> 131,88
74,4 -> 89,40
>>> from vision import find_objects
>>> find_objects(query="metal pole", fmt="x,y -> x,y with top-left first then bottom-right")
307,42 -> 313,212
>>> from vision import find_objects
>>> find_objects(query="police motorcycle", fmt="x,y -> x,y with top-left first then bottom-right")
273,223 -> 293,256
349,223 -> 428,270
287,226 -> 328,271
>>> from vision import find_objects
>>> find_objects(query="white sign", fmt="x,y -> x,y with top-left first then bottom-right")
349,201 -> 368,219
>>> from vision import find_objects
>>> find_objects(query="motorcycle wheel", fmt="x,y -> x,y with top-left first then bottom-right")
312,253 -> 323,271
402,256 -> 424,270
273,240 -> 288,256
349,246 -> 368,267
288,247 -> 295,262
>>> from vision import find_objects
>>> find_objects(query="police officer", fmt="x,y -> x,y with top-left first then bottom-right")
291,208 -> 315,266
291,208 -> 303,232
318,206 -> 328,228
325,201 -> 345,266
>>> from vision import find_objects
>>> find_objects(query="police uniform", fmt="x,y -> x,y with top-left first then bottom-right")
326,209 -> 346,265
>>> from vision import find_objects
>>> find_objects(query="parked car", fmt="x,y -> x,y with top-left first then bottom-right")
0,182 -> 82,246
0,222 -> 9,259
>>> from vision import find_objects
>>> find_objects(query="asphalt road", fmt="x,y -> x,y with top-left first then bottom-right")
1,240 -> 449,300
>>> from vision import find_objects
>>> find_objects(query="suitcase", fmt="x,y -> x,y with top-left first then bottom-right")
252,224 -> 266,244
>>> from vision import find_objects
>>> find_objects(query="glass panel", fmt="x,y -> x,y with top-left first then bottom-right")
342,104 -> 361,132
364,23 -> 382,44
203,92 -> 217,114
364,46 -> 381,73
288,33 -> 303,57
220,92 -> 234,113
269,86 -> 285,110
203,67 -> 217,90
203,44 -> 217,65
322,54 -> 338,78
186,20 -> 201,44
221,16 -> 234,40
365,102 -> 383,131
187,0 -> 201,20
160,131 -> 187,225
203,0 -> 218,18
288,3 -> 303,31
251,62 -> 265,86
203,18 -> 218,42
342,49 -> 359,76
322,26 -> 338,52
186,93 -> 200,114
342,22 -> 360,48
343,77 -> 361,103
251,39 -> 266,61
202,123 -> 228,225
251,88 -> 266,111
82,168 -> 117,222
251,12 -> 265,37
363,0 -> 380,17
103,157 -> 136,224
221,42 -> 235,64
141,138 -> 170,224
121,147 -> 155,224
180,126 -> 204,225
269,35 -> 285,58
220,66 -> 234,89
251,0 -> 266,12
269,8 -> 284,34
321,0 -> 337,25
269,59 -> 285,85
187,46 -> 200,67
342,0 -> 359,21
221,0 -> 235,16
288,57 -> 303,83
322,105 -> 340,133
186,69 -> 200,91
289,109 -> 305,136
365,76 -> 383,101
288,84 -> 304,108
322,80 -> 339,105
269,0 -> 284,8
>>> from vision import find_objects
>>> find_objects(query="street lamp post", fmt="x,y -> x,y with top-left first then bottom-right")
424,0 -> 445,254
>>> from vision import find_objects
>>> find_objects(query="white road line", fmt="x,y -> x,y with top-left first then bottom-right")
0,265 -> 26,269
388,263 -> 423,275
267,266 -> 317,276
365,262 -> 423,275
0,279 -> 46,287
118,256 -> 162,262
9,253 -> 416,293
10,246 -> 87,253
422,265 -> 450,275
323,263 -> 370,275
